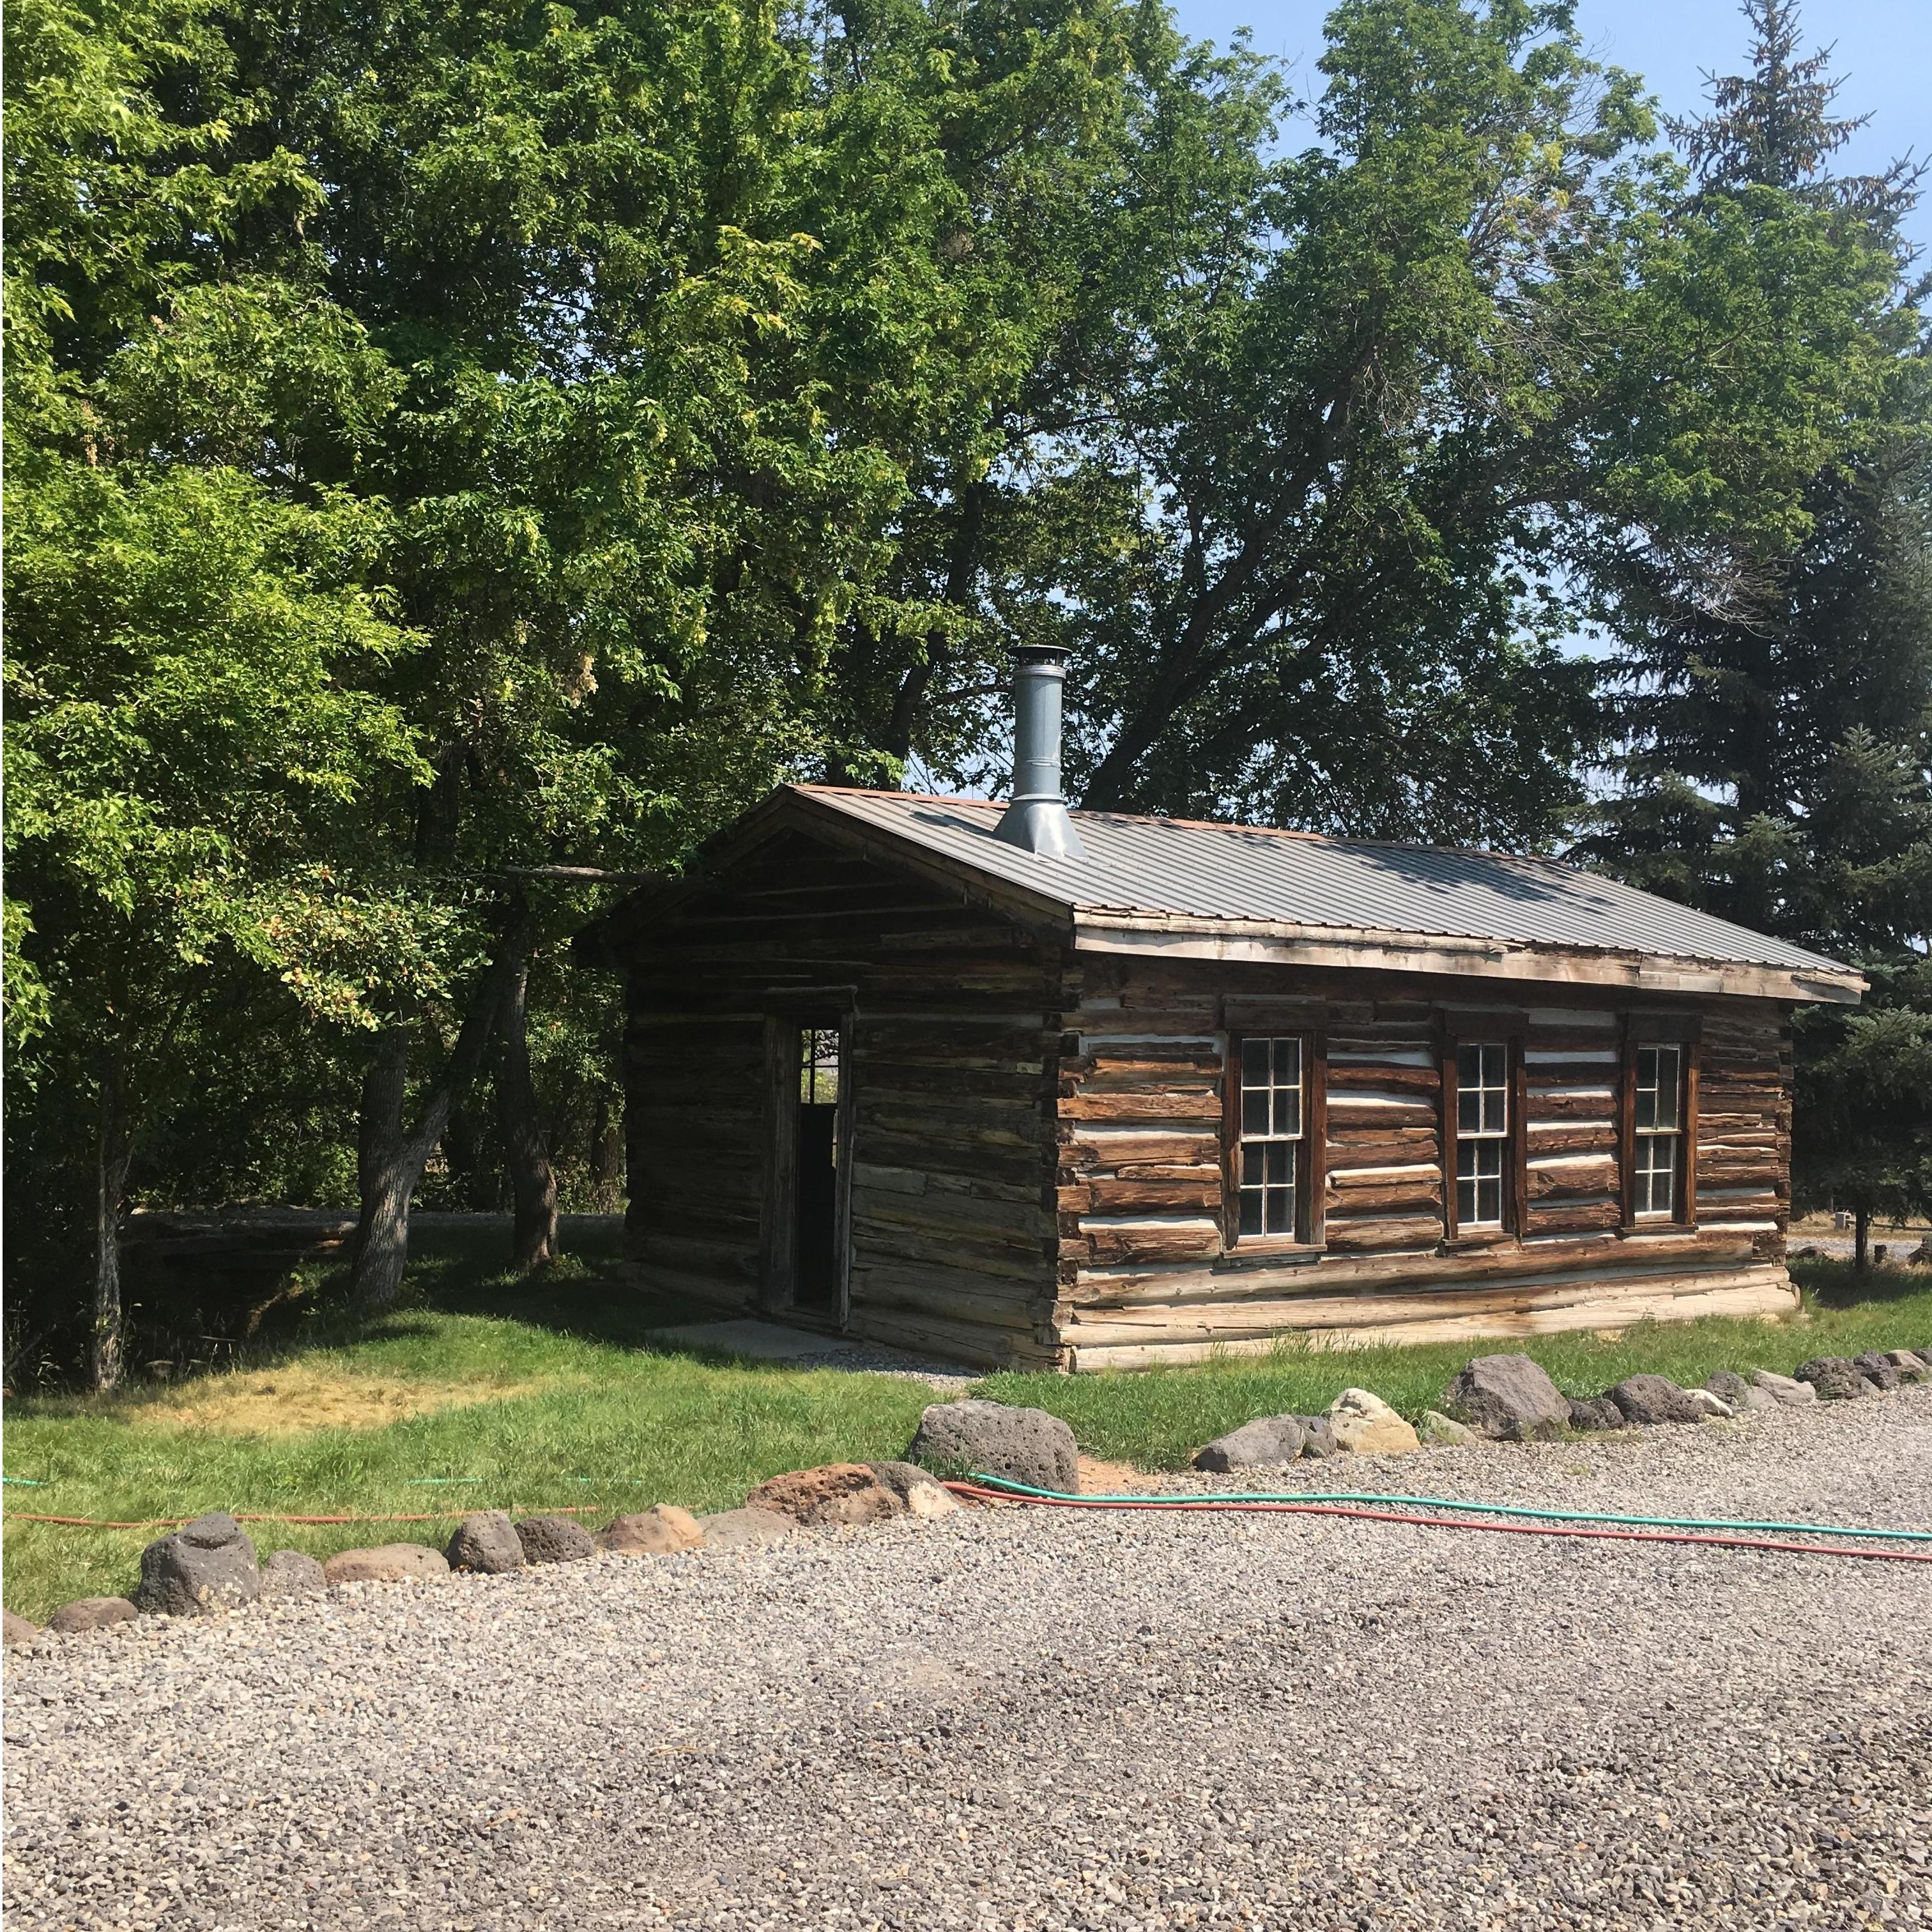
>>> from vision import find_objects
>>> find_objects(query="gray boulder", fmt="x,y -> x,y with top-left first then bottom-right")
1567,1395 -> 1625,1432
1606,1375 -> 1708,1425
866,1462 -> 962,1519
907,1399 -> 1079,1493
1295,1415 -> 1341,1459
1705,1369 -> 1754,1409
1441,1354 -> 1570,1441
1750,1368 -> 1818,1407
1193,1416 -> 1306,1473
1879,1349 -> 1931,1383
1418,1410 -> 1479,1446
1852,1352 -> 1903,1392
1795,1356 -> 1869,1401
514,1515 -> 597,1565
47,1597 -> 137,1635
446,1510 -> 525,1574
700,1506 -> 798,1551
259,1551 -> 327,1598
134,1512 -> 261,1616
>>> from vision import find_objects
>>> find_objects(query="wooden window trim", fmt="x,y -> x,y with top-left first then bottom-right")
1441,1022 -> 1528,1248
1222,1029 -> 1326,1254
1618,1018 -> 1701,1232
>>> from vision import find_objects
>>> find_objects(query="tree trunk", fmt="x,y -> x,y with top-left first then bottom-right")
1854,1204 -> 1871,1270
496,962 -> 558,1273
590,1092 -> 623,1212
350,925 -> 532,1307
90,1048 -> 134,1393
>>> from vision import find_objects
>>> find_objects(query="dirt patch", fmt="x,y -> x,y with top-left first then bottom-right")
126,1364 -> 545,1436
1077,1455 -> 1147,1492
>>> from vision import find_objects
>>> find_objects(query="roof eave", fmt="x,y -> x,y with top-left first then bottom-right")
1070,916 -> 1866,1005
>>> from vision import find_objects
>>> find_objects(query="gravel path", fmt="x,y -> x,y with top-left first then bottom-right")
6,1390 -> 1931,1931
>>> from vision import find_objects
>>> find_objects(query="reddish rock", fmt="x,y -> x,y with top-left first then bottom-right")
322,1543 -> 452,1586
48,1597 -> 137,1635
746,1463 -> 906,1528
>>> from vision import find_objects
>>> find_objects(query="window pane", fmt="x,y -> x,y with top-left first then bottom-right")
1243,1143 -> 1266,1186
1653,1047 -> 1680,1131
1265,1141 -> 1291,1186
1241,1038 -> 1271,1087
1458,1085 -> 1480,1133
1274,1087 -> 1301,1138
1243,1087 -> 1270,1135
1457,1176 -> 1476,1223
1273,1038 -> 1301,1087
1239,1188 -> 1262,1236
1267,1183 -> 1296,1236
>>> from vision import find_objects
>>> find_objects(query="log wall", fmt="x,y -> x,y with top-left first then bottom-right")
1055,956 -> 1797,1370
620,831 -> 1064,1368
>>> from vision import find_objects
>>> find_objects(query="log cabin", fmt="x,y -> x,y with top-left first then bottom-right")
578,648 -> 1864,1371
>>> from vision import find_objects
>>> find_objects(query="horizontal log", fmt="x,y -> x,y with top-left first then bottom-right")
1522,1124 -> 1617,1153
1070,1227 -> 1759,1305
1075,1176 -> 1223,1214
851,1217 -> 1045,1280
845,1305 -> 1060,1370
1526,1157 -> 1617,1197
1526,1200 -> 1622,1234
1058,1130 -> 1222,1169
1321,1213 -> 1445,1253
1059,1090 -> 1221,1124
1326,1064 -> 1439,1095
1326,1098 -> 1436,1130
1080,1218 -> 1223,1265
1321,1180 -> 1443,1215
1324,1130 -> 1442,1170
1064,1269 -> 1798,1368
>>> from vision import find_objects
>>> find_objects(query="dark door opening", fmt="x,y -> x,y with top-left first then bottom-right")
793,1023 -> 843,1314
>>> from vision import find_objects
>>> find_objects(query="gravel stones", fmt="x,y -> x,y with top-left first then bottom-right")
1441,1353 -> 1570,1441
45,1597 -> 136,1636
1751,1368 -> 1818,1406
747,1463 -> 905,1528
866,1462 -> 961,1519
445,1510 -> 525,1574
1796,1356 -> 1869,1400
1192,1415 -> 1306,1472
1606,1374 -> 1708,1425
321,1544 -> 452,1586
8,1388 -> 1929,1932
133,1512 -> 261,1616
698,1506 -> 797,1551
597,1505 -> 705,1555
1327,1388 -> 1420,1455
1853,1352 -> 1905,1392
514,1516 -> 597,1565
1567,1395 -> 1627,1432
1418,1410 -> 1478,1446
259,1551 -> 326,1598
907,1398 -> 1079,1492
3,1609 -> 39,1644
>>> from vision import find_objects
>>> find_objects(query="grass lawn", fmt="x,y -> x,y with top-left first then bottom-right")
5,1224 -> 1929,1621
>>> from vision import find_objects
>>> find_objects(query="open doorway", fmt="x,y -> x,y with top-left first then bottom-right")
792,1023 -> 844,1315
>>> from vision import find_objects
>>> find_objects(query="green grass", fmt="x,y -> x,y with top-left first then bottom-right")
981,1256 -> 1932,1471
1,1222 -> 934,1620
5,1225 -> 1928,1621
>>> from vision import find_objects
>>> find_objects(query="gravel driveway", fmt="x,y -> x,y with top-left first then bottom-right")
6,1388 -> 1931,1931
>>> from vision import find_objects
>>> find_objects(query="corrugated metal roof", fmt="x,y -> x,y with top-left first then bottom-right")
799,787 -> 1857,984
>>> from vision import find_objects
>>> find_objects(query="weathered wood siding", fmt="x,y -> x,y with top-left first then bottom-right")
1057,958 -> 1795,1370
620,831 -> 1062,1367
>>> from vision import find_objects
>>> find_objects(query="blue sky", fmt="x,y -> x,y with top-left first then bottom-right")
1168,0 -> 1931,256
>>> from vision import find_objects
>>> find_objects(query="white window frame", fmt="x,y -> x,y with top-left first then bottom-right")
1234,1035 -> 1305,1243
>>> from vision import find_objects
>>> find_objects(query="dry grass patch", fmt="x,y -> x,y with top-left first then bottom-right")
123,1361 -> 558,1436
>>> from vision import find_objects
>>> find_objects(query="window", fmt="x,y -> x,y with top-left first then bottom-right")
799,1026 -> 841,1105
1236,1036 -> 1303,1240
1455,1042 -> 1510,1229
1632,1045 -> 1683,1218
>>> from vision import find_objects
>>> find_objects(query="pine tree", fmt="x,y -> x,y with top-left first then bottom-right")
1590,0 -> 1932,1253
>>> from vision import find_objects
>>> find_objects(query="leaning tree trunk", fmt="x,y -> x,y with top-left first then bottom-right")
1854,1204 -> 1871,1271
496,963 -> 558,1273
90,1048 -> 134,1393
350,926 -> 532,1307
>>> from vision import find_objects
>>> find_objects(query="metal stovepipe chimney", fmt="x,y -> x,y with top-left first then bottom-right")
994,645 -> 1087,861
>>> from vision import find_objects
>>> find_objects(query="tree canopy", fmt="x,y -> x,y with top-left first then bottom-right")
5,0 -> 1927,1377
